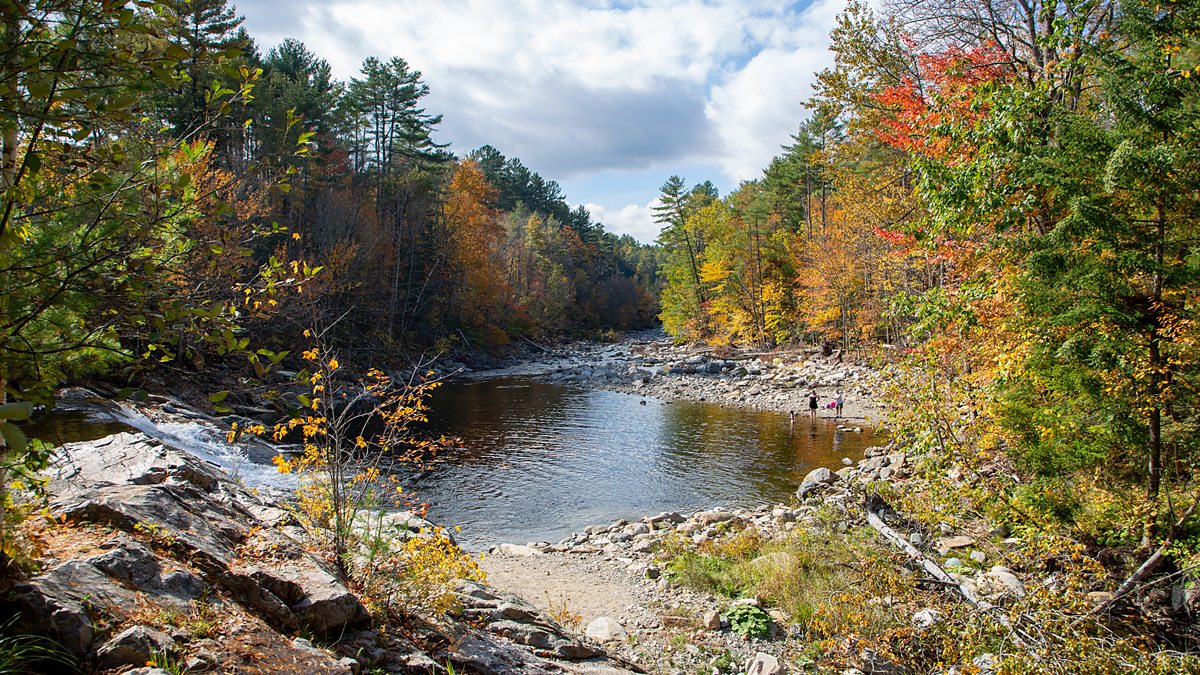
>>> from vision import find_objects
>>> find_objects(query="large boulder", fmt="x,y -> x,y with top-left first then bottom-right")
96,625 -> 175,670
226,530 -> 369,635
3,542 -> 205,659
797,467 -> 838,498
34,430 -> 368,640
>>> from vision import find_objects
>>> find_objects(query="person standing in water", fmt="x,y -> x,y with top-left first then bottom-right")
833,390 -> 844,418
807,390 -> 819,420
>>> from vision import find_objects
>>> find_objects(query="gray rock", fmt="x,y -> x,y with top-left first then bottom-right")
696,510 -> 736,527
970,550 -> 987,564
648,511 -> 685,524
981,567 -> 1025,598
944,557 -> 964,569
797,467 -> 839,497
702,609 -> 722,630
96,625 -> 175,670
938,535 -> 975,551
496,543 -> 543,556
745,651 -> 785,674
2,554 -> 191,658
183,649 -> 219,672
912,608 -> 941,628
490,620 -> 555,650
224,527 -> 368,635
803,467 -> 837,485
585,616 -> 627,642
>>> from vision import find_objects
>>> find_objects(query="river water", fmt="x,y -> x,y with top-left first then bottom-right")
418,378 -> 878,549
27,378 -> 879,551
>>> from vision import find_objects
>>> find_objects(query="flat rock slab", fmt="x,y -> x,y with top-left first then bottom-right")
938,536 -> 975,550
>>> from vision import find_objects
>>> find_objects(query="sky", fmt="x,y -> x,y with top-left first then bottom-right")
235,0 -> 843,243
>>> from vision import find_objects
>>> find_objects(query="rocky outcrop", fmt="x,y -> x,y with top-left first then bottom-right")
4,423 -> 639,674
456,580 -> 610,661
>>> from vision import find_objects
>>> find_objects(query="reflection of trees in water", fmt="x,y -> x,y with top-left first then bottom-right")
416,379 -> 882,541
424,378 -> 575,466
652,402 -> 791,499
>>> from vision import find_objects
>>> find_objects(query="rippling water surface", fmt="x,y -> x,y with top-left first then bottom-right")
418,378 -> 879,549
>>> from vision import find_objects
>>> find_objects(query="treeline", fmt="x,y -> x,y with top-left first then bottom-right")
655,0 -> 1200,664
660,0 -> 1200,582
0,0 -> 659,406
178,2 -> 659,354
655,108 -> 930,351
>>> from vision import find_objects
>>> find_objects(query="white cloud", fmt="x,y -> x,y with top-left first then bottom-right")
704,0 -> 842,182
241,0 -> 846,210
585,200 -> 662,244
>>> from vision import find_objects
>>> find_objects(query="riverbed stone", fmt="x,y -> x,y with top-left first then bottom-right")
980,567 -> 1025,599
938,535 -> 975,551
802,467 -> 837,485
745,651 -> 785,675
586,616 -> 627,642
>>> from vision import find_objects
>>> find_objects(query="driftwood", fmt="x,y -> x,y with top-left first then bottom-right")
727,352 -> 775,361
521,336 -> 550,353
1091,493 -> 1200,618
865,509 -> 986,609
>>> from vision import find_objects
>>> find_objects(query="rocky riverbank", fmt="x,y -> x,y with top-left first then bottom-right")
476,436 -> 1030,675
1,400 -> 643,674
450,331 -> 886,423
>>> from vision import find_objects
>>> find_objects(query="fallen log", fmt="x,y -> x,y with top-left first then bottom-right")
865,509 -> 986,609
1090,493 -> 1200,618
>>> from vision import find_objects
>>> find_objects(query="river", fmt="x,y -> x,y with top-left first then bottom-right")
418,377 -> 878,549
28,378 -> 879,551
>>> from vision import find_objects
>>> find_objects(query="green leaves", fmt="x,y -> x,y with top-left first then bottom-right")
0,402 -> 34,422
1,422 -> 29,454
725,603 -> 771,638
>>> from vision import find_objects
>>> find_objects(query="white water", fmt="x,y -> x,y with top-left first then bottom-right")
112,404 -> 298,491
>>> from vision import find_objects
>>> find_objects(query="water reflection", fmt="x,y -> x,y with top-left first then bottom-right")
25,410 -> 133,446
418,378 -> 878,549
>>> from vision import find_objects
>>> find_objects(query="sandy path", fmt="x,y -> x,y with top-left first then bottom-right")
480,550 -> 669,633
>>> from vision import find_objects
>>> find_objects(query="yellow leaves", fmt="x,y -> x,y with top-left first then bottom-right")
302,349 -> 318,360
291,232 -> 301,240
272,455 -> 294,474
328,358 -> 339,371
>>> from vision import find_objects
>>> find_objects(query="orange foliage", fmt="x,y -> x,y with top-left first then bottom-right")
443,160 -> 509,335
872,43 -> 1011,162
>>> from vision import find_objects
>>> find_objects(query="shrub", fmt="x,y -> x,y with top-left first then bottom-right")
725,603 -> 770,638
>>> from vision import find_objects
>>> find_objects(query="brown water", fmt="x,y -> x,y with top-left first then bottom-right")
24,409 -> 134,445
419,378 -> 879,548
